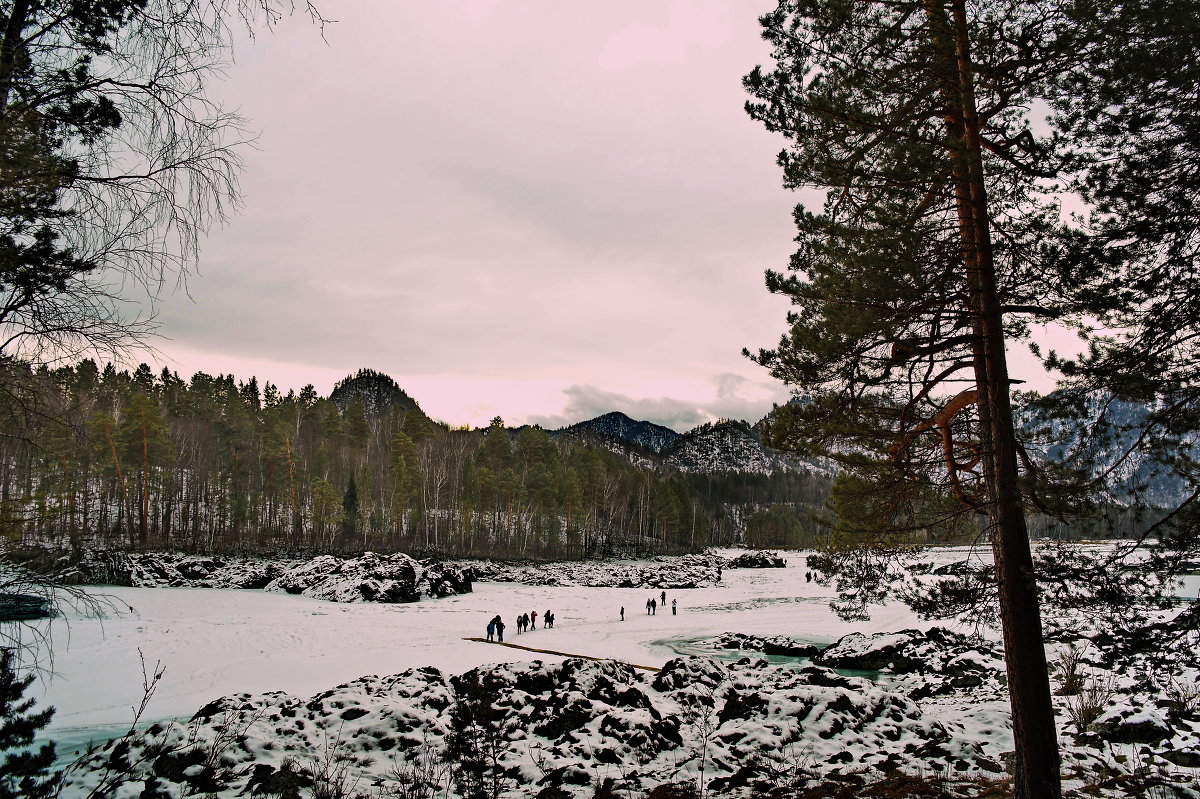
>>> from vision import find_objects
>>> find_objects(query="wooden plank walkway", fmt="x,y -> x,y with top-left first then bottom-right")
462,637 -> 660,673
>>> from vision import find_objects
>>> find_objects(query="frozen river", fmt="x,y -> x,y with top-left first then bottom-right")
30,558 -> 923,751
23,548 -> 1199,757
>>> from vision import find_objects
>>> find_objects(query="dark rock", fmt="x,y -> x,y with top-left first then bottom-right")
535,788 -> 573,799
533,697 -> 593,740
725,551 -> 787,569
245,762 -> 312,799
646,783 -> 699,799
795,667 -> 857,690
762,639 -> 822,658
0,592 -> 52,621
718,688 -> 768,725
1160,748 -> 1200,768
1093,709 -> 1172,744
152,748 -> 206,783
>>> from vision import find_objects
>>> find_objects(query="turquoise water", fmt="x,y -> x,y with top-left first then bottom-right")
41,718 -> 182,768
655,634 -> 882,681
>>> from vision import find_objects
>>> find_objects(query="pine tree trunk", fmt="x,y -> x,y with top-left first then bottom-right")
943,2 -> 1061,796
0,0 -> 31,111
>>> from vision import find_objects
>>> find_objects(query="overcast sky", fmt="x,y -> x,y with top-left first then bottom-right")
143,1 -> 1062,432
142,1 -> 806,431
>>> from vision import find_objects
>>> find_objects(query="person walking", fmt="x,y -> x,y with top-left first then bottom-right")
646,598 -> 652,615
671,598 -> 677,616
651,598 -> 657,615
546,610 -> 552,628
620,606 -> 625,621
486,620 -> 495,641
495,616 -> 505,642
660,590 -> 666,605
530,610 -> 538,630
547,612 -> 555,628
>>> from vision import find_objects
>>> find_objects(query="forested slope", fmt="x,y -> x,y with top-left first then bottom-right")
0,362 -> 819,558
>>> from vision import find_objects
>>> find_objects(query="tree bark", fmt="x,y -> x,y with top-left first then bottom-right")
0,0 -> 31,112
945,2 -> 1061,797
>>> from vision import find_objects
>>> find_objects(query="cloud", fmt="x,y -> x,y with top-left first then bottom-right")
525,375 -> 790,432
147,1 -> 813,426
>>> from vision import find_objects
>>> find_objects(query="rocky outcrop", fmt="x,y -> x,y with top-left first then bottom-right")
59,656 -> 1007,799
725,551 -> 788,569
464,553 -> 720,589
51,551 -> 471,603
704,632 -> 823,658
813,628 -> 1006,696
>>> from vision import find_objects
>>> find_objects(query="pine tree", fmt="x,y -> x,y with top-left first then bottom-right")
341,472 -> 360,548
0,649 -> 59,799
745,2 -> 1069,795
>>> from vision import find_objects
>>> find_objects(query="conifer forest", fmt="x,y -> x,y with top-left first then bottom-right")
0,363 -> 832,558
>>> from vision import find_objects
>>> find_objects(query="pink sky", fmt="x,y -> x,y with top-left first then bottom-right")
139,1 -> 1067,431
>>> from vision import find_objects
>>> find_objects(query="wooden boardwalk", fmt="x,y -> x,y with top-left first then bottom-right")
462,637 -> 660,672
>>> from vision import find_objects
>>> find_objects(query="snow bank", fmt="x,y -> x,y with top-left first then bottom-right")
57,656 -> 1005,799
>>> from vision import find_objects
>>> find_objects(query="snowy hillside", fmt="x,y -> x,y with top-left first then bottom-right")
1021,394 -> 1199,507
663,419 -> 799,475
556,411 -> 680,453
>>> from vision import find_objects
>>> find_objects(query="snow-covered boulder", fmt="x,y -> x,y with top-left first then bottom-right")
264,552 -> 424,603
704,632 -> 823,658
461,553 -> 721,589
1092,703 -> 1174,744
59,655 -> 1008,799
725,550 -> 788,569
815,627 -> 1005,686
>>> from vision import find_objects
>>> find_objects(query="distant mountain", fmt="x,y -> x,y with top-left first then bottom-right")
330,369 -> 420,417
663,419 -> 803,475
557,411 -> 680,453
1021,394 -> 1196,508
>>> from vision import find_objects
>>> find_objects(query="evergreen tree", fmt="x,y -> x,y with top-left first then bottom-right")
0,649 -> 58,799
744,2 -> 1069,795
341,472 -> 360,547
1035,0 -> 1200,593
118,390 -> 172,547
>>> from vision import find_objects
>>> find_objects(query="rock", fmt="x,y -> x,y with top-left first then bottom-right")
452,553 -> 722,589
57,549 -> 136,586
725,551 -> 787,569
0,592 -> 52,620
702,632 -> 822,659
43,549 -> 471,604
814,627 -> 1003,683
61,654 -> 1002,799
1160,748 -> 1200,768
244,762 -> 311,799
815,631 -> 919,671
1093,706 -> 1173,744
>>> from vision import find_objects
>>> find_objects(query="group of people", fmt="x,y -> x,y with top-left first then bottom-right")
485,610 -> 555,642
619,590 -> 678,620
516,610 -> 554,633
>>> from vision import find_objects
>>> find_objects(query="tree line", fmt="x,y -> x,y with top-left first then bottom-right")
0,361 -> 792,559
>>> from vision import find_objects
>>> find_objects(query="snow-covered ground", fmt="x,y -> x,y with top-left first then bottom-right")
15,546 -> 1200,797
32,552 -> 921,749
